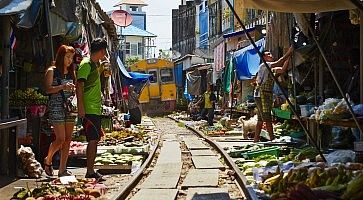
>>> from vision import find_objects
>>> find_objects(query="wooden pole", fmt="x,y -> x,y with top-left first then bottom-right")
360,11 -> 363,104
1,16 -> 11,174
44,0 -> 54,62
360,11 -> 363,140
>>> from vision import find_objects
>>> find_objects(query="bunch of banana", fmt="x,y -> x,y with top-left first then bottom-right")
261,167 -> 310,194
307,166 -> 352,189
342,173 -> 363,200
259,172 -> 282,194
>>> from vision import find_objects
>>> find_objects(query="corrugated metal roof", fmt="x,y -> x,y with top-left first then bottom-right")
114,0 -> 147,7
120,25 -> 156,37
0,0 -> 32,15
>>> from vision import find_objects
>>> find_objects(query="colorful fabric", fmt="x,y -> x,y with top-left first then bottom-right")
214,42 -> 225,72
223,58 -> 234,93
77,57 -> 102,115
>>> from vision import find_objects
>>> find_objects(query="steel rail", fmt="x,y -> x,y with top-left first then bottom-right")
110,140 -> 160,200
168,117 -> 259,200
112,117 -> 257,200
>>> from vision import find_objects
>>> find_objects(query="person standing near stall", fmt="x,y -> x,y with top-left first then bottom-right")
198,84 -> 217,126
76,38 -> 107,179
128,85 -> 142,125
254,47 -> 293,142
44,45 -> 76,177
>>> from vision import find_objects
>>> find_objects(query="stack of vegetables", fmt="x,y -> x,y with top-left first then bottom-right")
259,163 -> 363,200
95,152 -> 143,166
98,128 -> 147,147
13,179 -> 104,200
10,88 -> 48,107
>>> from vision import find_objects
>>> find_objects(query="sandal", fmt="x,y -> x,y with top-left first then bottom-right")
43,158 -> 54,176
58,170 -> 72,177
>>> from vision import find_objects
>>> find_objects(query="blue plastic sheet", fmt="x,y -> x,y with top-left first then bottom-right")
234,38 -> 265,80
174,63 -> 183,87
124,72 -> 152,86
0,0 -> 32,15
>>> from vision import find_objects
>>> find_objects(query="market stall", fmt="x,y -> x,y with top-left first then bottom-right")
219,0 -> 363,199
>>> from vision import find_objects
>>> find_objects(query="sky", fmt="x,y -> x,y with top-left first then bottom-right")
96,0 -> 180,51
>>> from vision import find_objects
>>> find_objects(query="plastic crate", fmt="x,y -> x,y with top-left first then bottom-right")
228,149 -> 249,158
244,146 -> 280,159
272,108 -> 291,119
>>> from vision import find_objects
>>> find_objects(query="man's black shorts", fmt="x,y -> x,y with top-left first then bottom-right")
82,114 -> 101,141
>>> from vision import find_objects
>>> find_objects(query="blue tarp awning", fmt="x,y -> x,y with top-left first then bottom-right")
0,0 -> 33,15
234,37 -> 265,80
116,56 -> 152,86
117,56 -> 132,79
124,72 -> 152,86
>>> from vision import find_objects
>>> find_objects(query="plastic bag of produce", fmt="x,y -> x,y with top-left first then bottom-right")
353,104 -> 363,116
326,150 -> 355,166
333,98 -> 350,115
323,98 -> 340,109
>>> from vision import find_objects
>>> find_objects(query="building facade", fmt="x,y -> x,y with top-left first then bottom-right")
114,0 -> 157,60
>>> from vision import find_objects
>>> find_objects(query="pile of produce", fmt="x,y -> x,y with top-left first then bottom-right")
169,112 -> 189,121
17,145 -> 43,178
235,154 -> 280,177
98,129 -> 147,146
270,183 -> 341,200
13,179 -> 103,200
259,163 -> 363,199
95,152 -> 143,165
72,134 -> 87,142
315,98 -> 351,121
228,144 -> 264,158
69,141 -> 87,156
273,120 -> 303,137
10,88 -> 48,107
280,147 -> 319,162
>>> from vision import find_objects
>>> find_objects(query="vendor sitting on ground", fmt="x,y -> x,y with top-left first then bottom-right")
254,46 -> 293,142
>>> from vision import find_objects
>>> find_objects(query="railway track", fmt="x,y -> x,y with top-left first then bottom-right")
111,117 -> 258,200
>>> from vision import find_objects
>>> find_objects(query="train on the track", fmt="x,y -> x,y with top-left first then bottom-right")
130,58 -> 176,113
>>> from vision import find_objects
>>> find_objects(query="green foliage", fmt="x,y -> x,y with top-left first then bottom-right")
158,49 -> 172,60
125,56 -> 140,68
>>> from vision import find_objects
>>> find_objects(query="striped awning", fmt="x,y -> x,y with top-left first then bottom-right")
0,0 -> 33,15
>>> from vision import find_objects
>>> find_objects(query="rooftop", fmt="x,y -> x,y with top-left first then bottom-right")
114,0 -> 148,7
120,25 -> 156,37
